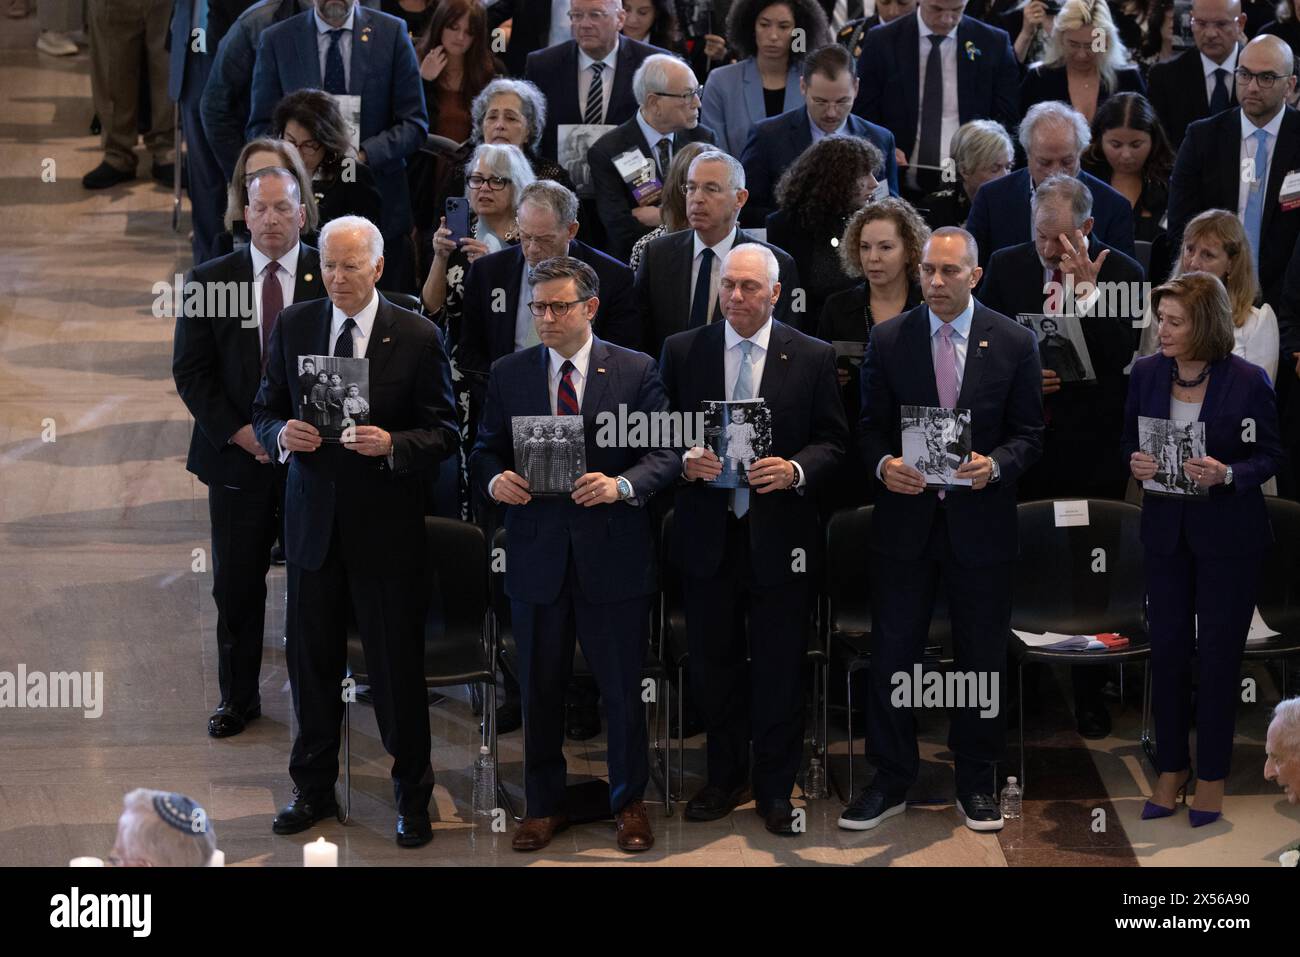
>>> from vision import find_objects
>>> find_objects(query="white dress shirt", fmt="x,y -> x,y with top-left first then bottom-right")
913,11 -> 960,168
314,4 -> 355,92
578,43 -> 618,124
690,227 -> 739,325
250,242 -> 301,358
1237,106 -> 1285,220
1201,45 -> 1239,108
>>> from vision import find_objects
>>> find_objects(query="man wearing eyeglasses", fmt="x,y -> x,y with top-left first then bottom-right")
1148,0 -> 1247,148
1167,34 -> 1300,309
589,52 -> 718,261
470,256 -> 680,853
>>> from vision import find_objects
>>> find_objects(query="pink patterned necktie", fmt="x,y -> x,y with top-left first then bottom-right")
935,322 -> 958,409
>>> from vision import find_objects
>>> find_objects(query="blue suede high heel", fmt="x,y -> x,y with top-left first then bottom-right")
1141,769 -> 1193,820
1188,808 -> 1222,827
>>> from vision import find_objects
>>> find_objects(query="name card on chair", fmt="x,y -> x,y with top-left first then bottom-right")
1053,500 -> 1090,527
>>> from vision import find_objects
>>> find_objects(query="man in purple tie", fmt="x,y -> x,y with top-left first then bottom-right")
847,226 -> 1043,833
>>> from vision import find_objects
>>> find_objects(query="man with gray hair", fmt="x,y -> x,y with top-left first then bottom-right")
588,52 -> 717,261
1265,696 -> 1300,806
109,790 -> 217,867
253,214 -> 458,849
965,100 -> 1137,270
635,150 -> 801,359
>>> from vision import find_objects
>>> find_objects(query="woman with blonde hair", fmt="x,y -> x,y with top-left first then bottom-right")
214,138 -> 319,256
1019,0 -> 1147,123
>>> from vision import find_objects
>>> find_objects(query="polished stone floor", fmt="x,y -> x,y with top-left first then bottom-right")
0,15 -> 1296,868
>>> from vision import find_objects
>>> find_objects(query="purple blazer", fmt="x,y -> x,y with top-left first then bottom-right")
1122,353 -> 1284,557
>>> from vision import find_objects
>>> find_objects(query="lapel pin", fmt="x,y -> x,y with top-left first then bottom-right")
597,367 -> 606,373
382,337 -> 392,343
304,273 -> 313,282
780,353 -> 788,360
979,340 -> 988,348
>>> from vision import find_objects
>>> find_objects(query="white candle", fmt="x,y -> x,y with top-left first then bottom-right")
208,849 -> 226,867
303,836 -> 338,867
68,857 -> 104,867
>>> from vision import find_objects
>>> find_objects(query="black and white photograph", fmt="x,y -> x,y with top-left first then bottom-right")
511,414 -> 587,496
700,398 -> 772,489
1139,414 -> 1208,497
557,124 -> 612,196
901,404 -> 974,488
1018,313 -> 1096,383
298,354 -> 370,442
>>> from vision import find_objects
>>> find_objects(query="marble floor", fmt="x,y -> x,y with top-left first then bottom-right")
1,15 -> 1297,868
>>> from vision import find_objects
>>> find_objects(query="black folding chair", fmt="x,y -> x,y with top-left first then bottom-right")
1009,500 -> 1151,794
1242,496 -> 1300,693
341,517 -> 501,822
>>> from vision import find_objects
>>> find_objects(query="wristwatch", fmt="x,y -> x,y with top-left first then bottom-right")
616,476 -> 633,501
989,457 -> 1002,483
1224,465 -> 1234,486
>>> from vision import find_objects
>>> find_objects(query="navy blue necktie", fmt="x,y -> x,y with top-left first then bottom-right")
1209,68 -> 1230,115
334,317 -> 356,358
690,247 -> 714,328
324,29 -> 347,95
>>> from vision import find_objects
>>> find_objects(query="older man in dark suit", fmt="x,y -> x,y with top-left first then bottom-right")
173,166 -> 325,740
659,244 -> 849,835
1146,0 -> 1245,148
252,214 -> 458,848
845,226 -> 1042,833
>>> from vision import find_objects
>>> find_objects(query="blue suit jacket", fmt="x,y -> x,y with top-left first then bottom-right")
247,6 -> 427,239
1122,353 -> 1284,557
858,301 -> 1044,566
851,13 -> 1020,159
469,338 -> 681,605
169,0 -> 255,101
966,168 -> 1137,270
740,107 -> 900,226
700,58 -> 803,159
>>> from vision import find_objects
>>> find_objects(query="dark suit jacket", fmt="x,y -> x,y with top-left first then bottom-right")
486,0 -> 551,79
1166,106 -> 1300,307
469,338 -> 681,605
587,116 -> 717,263
979,239 -> 1145,494
168,0 -> 256,101
634,227 -> 803,358
739,108 -> 900,227
247,6 -> 428,240
251,294 -> 458,572
1017,63 -> 1147,121
966,168 -> 1137,270
457,239 -> 640,379
851,13 -> 1020,158
524,36 -> 668,161
858,301 -> 1044,565
766,208 -> 860,329
1122,353 -> 1284,556
1146,46 -> 1238,149
172,243 -> 325,489
658,319 -> 849,585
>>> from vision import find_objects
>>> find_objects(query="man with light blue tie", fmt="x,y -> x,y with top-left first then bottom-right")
1167,35 -> 1300,309
847,227 -> 1042,834
658,244 -> 848,835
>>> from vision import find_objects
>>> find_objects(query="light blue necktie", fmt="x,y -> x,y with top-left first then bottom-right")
1244,128 -> 1269,277
196,0 -> 208,33
731,340 -> 754,517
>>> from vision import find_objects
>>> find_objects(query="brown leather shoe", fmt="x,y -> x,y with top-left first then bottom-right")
615,799 -> 654,852
511,814 -> 569,852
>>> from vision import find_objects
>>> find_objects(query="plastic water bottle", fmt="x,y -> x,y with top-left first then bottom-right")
472,746 -> 496,825
1000,776 -> 1022,820
804,756 -> 827,800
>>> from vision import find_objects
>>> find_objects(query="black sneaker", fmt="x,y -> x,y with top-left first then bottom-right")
837,787 -> 905,830
82,161 -> 135,189
956,792 -> 1004,832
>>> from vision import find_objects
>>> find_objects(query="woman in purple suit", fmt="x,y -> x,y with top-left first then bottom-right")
1122,272 -> 1286,827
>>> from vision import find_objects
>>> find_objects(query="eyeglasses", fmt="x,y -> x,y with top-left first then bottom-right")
655,88 -> 703,101
285,136 -> 322,153
527,297 -> 592,317
681,182 -> 726,196
1235,67 -> 1285,89
468,174 -> 512,190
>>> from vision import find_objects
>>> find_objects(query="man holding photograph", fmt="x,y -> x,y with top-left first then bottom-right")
848,227 -> 1042,833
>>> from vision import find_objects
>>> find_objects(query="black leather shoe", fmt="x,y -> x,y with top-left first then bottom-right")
150,160 -> 177,185
395,813 -> 433,848
957,792 -> 1004,832
82,161 -> 135,189
684,783 -> 750,821
272,789 -> 339,834
837,787 -> 906,830
1076,699 -> 1112,739
758,799 -> 798,836
207,702 -> 261,738
493,698 -> 522,735
565,694 -> 600,741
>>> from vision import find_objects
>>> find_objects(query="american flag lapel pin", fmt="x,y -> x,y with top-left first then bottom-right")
597,367 -> 606,373
382,337 -> 392,343
979,340 -> 989,348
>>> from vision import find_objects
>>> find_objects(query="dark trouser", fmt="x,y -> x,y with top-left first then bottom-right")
179,53 -> 225,264
867,508 -> 1012,798
207,471 -> 282,713
1144,538 -> 1260,782
511,551 -> 649,817
87,0 -> 171,172
285,519 -> 434,815
682,514 -> 810,806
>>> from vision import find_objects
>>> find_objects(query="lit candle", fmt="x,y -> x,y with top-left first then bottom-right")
303,836 -> 338,867
208,849 -> 226,867
68,857 -> 104,867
